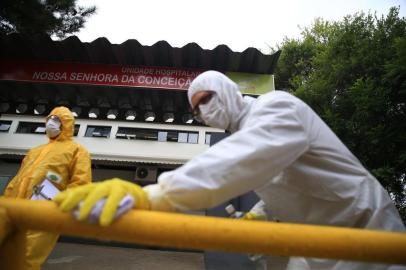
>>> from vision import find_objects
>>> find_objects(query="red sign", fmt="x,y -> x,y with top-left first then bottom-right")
0,61 -> 203,90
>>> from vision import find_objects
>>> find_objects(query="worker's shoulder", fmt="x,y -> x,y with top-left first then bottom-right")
71,143 -> 91,160
27,144 -> 46,154
75,142 -> 90,152
264,90 -> 296,99
259,90 -> 304,106
65,140 -> 90,153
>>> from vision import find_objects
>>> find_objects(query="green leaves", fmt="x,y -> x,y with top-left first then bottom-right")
0,0 -> 96,38
274,7 -> 406,222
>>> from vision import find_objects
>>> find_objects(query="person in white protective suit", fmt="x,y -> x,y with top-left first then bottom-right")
55,71 -> 406,270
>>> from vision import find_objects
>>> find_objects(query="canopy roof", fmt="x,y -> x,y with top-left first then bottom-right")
0,34 -> 280,125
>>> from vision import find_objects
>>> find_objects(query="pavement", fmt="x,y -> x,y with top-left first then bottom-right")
43,242 -> 205,270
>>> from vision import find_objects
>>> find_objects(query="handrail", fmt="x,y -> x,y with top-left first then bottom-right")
1,197 -> 406,267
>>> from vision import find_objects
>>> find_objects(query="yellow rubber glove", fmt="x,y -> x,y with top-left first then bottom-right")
242,212 -> 266,221
54,178 -> 150,226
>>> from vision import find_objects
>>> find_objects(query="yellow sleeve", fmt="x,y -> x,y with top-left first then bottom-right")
67,145 -> 92,188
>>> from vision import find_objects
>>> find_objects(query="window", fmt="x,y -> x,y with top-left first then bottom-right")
0,120 -> 12,133
205,132 -> 212,145
116,127 -> 158,141
167,131 -> 178,142
158,131 -> 168,142
16,122 -> 46,134
116,127 -> 136,139
14,121 -> 80,136
85,125 -> 111,138
178,132 -> 188,143
74,124 -> 80,136
136,129 -> 158,140
206,132 -> 229,146
116,127 -> 198,144
188,132 -> 199,144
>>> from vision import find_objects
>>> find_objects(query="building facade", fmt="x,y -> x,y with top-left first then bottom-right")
0,33 -> 280,188
0,33 -> 280,269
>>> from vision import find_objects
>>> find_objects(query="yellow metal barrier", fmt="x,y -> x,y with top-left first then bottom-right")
1,197 -> 406,267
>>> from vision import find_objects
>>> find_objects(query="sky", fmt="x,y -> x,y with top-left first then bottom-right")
75,0 -> 406,53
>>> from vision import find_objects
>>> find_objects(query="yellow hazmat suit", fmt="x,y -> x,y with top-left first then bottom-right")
4,106 -> 92,270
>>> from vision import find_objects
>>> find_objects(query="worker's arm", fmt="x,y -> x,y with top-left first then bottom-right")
145,95 -> 309,211
67,146 -> 92,188
55,95 -> 309,225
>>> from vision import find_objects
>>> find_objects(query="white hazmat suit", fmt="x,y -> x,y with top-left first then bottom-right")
144,71 -> 406,270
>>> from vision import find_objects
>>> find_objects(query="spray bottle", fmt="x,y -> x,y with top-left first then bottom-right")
225,204 -> 265,263
225,204 -> 244,219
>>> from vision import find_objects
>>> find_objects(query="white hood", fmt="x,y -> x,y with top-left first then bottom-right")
188,71 -> 253,132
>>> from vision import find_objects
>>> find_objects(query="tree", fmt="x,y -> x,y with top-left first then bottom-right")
0,0 -> 96,39
274,7 -> 406,221
274,18 -> 334,93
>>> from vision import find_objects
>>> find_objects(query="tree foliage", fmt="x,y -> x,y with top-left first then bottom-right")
0,0 -> 96,38
274,7 -> 406,221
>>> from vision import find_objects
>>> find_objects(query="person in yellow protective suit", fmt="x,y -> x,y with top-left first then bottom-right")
4,106 -> 92,270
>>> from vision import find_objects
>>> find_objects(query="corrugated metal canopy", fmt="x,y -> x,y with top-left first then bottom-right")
0,33 -> 280,73
0,34 -> 280,125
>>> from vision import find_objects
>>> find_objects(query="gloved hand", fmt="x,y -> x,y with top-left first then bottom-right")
54,178 -> 150,226
242,212 -> 266,221
72,194 -> 135,225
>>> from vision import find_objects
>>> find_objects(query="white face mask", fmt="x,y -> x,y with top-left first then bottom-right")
46,118 -> 61,138
198,94 -> 231,130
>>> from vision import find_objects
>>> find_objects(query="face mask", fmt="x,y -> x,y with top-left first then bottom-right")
198,94 -> 231,130
46,118 -> 61,138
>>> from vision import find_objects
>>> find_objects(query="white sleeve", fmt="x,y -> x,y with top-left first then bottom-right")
145,96 -> 309,211
248,200 -> 268,220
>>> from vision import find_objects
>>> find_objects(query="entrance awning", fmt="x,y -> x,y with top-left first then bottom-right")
0,34 -> 280,125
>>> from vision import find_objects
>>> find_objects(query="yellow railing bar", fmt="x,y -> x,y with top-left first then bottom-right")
1,197 -> 406,266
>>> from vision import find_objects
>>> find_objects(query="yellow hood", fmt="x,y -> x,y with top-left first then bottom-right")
47,106 -> 74,141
